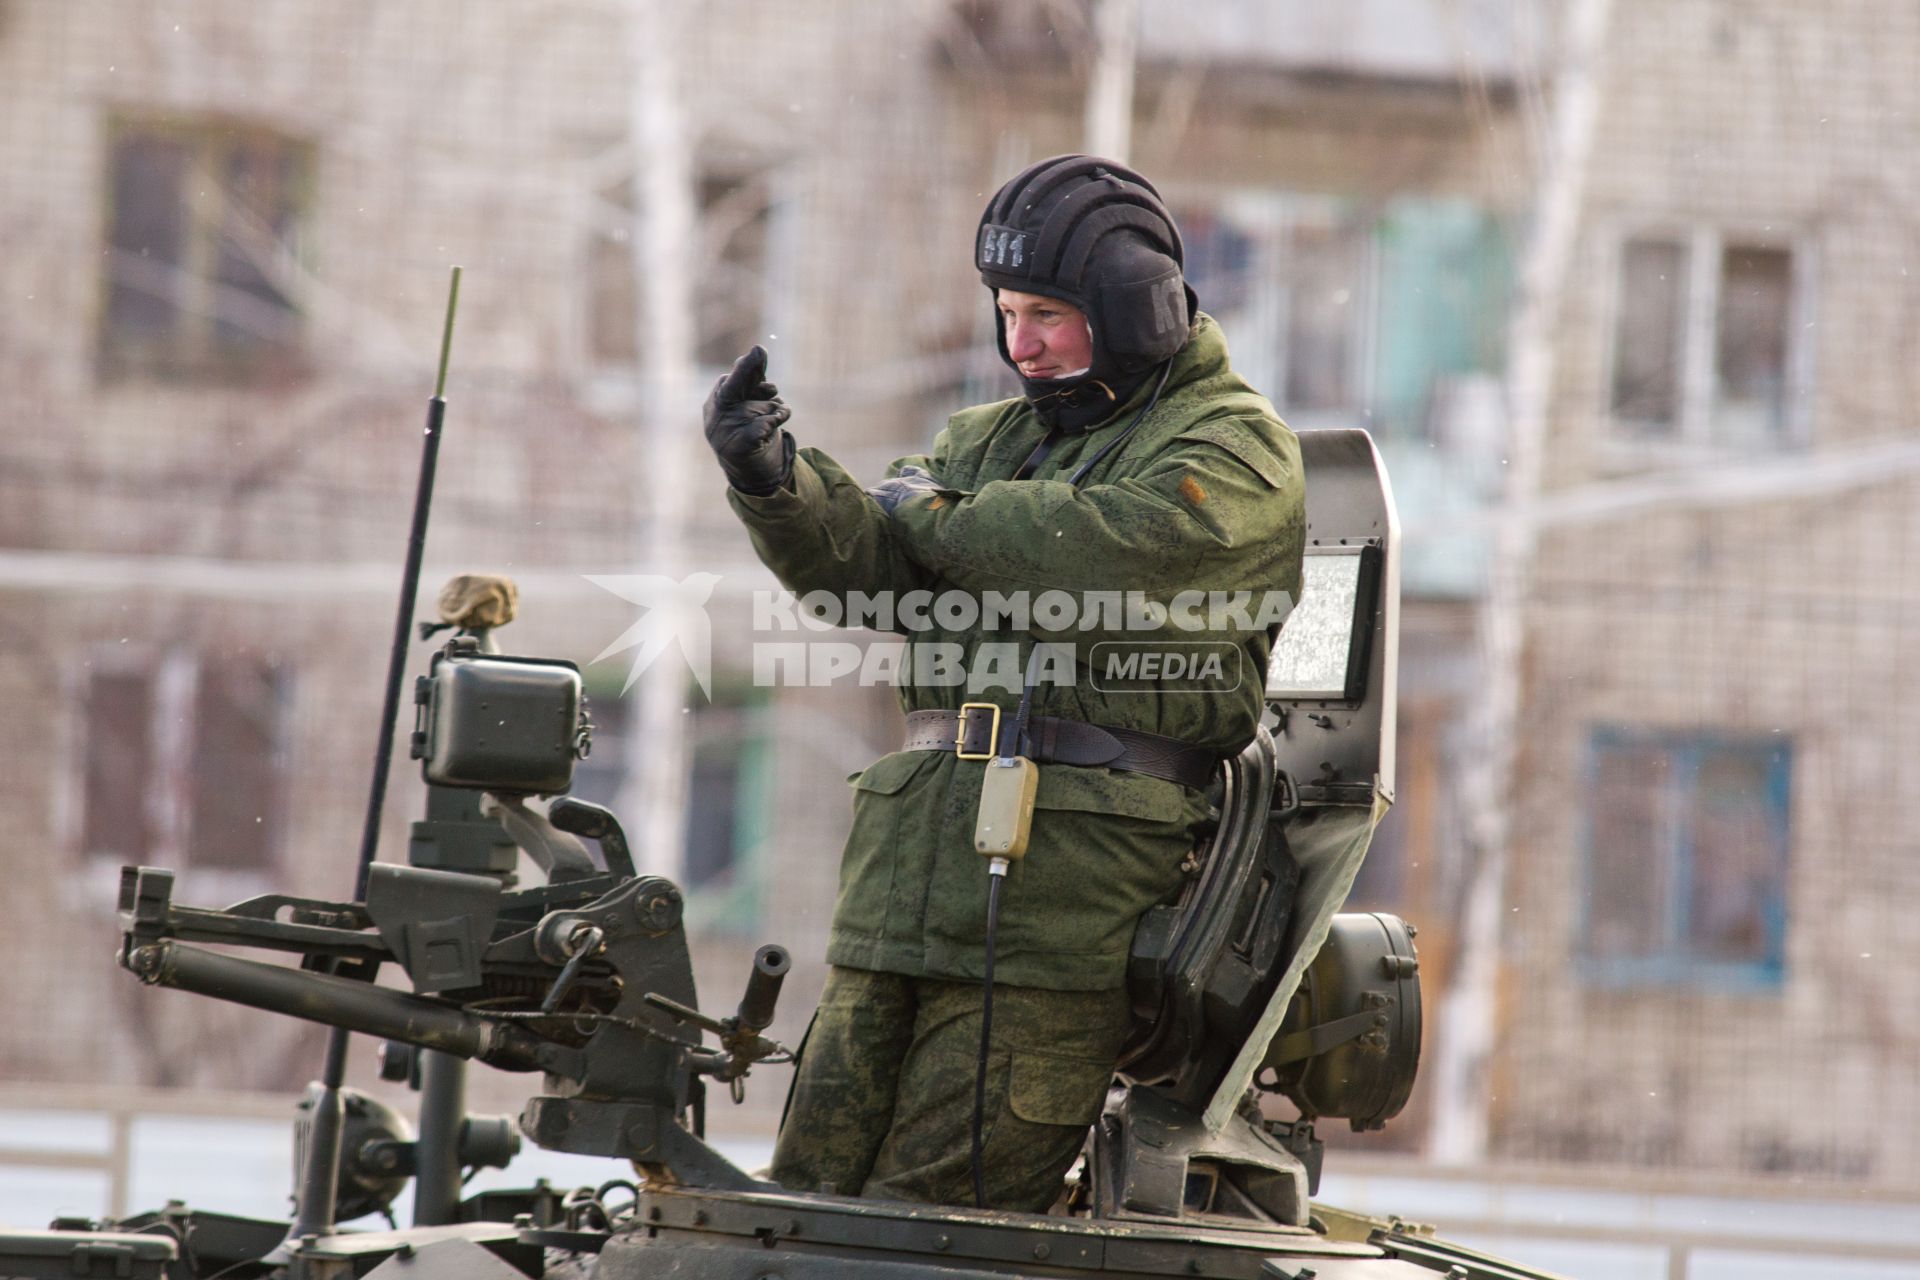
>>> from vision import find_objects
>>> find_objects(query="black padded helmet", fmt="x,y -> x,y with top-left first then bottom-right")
977,154 -> 1196,410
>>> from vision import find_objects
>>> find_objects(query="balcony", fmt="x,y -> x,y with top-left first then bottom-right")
944,0 -> 1547,89
1140,0 -> 1542,87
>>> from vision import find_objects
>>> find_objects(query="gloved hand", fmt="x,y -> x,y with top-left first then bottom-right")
865,465 -> 947,515
704,345 -> 794,495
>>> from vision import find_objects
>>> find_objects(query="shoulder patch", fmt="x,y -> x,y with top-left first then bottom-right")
1175,418 -> 1294,490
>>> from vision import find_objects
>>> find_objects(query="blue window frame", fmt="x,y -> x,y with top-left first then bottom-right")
1580,728 -> 1791,988
1172,192 -> 1510,437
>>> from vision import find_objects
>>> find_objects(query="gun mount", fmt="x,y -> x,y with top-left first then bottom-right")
117,819 -> 783,1193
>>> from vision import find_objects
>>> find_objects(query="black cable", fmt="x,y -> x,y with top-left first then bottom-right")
977,647 -> 1042,1206
595,1179 -> 642,1226
963,366 -> 1170,1208
1012,427 -> 1063,481
1066,359 -> 1173,486
972,868 -> 1005,1209
996,645 -> 1047,759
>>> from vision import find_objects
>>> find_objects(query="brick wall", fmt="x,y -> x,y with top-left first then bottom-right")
1495,0 -> 1920,1187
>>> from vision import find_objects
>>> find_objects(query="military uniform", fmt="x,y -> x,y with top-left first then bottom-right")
728,315 -> 1304,1208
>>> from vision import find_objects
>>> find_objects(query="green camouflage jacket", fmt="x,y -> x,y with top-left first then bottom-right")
728,315 -> 1304,990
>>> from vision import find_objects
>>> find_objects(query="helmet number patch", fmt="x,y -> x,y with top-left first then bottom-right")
979,224 -> 1033,272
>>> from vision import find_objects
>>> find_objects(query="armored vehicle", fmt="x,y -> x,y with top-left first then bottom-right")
1,428 -> 1566,1280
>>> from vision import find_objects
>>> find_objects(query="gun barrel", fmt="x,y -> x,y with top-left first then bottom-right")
737,944 -> 791,1033
125,940 -> 544,1072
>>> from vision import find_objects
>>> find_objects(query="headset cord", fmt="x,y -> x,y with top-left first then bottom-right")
1012,428 -> 1062,481
1066,359 -> 1173,486
972,861 -> 1007,1209
969,365 -> 1170,1209
972,645 -> 1047,1209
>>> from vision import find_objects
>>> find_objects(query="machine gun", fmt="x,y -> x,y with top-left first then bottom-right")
117,616 -> 793,1199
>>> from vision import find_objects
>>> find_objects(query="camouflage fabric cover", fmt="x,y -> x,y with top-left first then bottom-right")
1205,788 -> 1391,1130
436,573 -> 518,629
769,966 -> 1132,1211
729,315 -> 1305,991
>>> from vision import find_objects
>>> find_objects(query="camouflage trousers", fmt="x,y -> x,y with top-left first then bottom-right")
769,966 -> 1133,1212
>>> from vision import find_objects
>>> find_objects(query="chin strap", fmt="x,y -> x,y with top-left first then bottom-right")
1021,354 -> 1163,433
1023,376 -> 1116,416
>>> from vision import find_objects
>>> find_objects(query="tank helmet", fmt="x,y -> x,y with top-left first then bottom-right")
977,154 -> 1197,390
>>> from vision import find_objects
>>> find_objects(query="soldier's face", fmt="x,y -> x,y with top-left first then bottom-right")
997,289 -> 1094,380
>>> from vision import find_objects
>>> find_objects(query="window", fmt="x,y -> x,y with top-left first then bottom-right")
186,661 -> 291,869
586,175 -> 641,367
1176,193 -> 1509,436
1580,728 -> 1791,987
1608,239 -> 1688,428
99,116 -> 312,383
77,653 -> 291,890
682,700 -> 758,891
80,670 -> 159,866
1608,230 -> 1802,448
1715,244 -> 1794,443
674,691 -> 773,934
587,167 -> 775,370
1369,198 -> 1512,440
693,172 -> 774,368
1178,194 -> 1373,425
1280,217 -> 1368,414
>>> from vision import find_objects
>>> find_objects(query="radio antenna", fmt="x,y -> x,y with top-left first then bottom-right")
355,264 -> 463,896
286,265 -> 463,1248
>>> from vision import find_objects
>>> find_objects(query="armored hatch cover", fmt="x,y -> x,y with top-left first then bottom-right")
589,1184 -> 1565,1280
0,1230 -> 176,1280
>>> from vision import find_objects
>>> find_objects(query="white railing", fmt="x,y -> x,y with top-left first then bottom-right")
0,1083 -> 766,1229
0,1082 -> 290,1223
1322,1153 -> 1920,1279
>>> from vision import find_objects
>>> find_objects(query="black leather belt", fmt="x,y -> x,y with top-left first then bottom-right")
902,707 -> 1219,791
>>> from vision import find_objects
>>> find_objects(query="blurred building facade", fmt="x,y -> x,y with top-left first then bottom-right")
1493,0 -> 1920,1186
0,2 -> 670,1098
2,0 -> 1909,1200
0,0 -> 1527,1146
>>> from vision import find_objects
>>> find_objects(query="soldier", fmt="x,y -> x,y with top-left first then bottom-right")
702,155 -> 1305,1211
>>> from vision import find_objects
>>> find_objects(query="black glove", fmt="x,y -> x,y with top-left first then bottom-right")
865,465 -> 947,515
703,345 -> 794,496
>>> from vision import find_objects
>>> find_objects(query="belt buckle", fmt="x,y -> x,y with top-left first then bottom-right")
955,703 -> 1001,761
